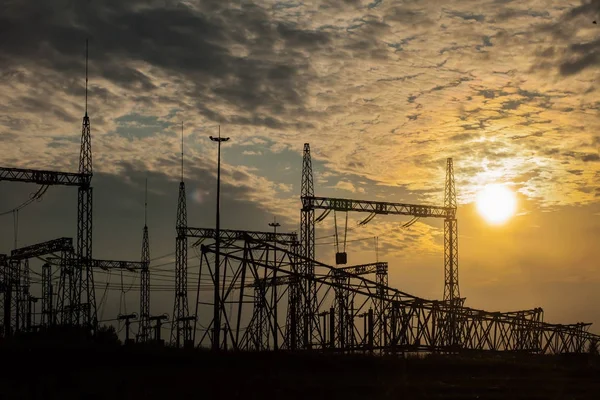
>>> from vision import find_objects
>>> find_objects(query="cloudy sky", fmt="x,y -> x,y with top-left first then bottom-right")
0,0 -> 599,336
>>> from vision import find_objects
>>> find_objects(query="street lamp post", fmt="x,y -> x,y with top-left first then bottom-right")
210,126 -> 229,351
268,217 -> 280,350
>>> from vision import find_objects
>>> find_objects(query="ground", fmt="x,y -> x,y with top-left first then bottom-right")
1,338 -> 600,399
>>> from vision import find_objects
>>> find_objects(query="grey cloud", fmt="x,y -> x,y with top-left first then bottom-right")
384,6 -> 434,25
565,0 -> 600,19
450,133 -> 473,142
559,49 -> 600,76
494,8 -> 550,22
502,100 -> 523,110
445,10 -> 486,22
321,0 -> 362,9
0,0 -> 332,127
582,153 -> 600,162
534,1 -> 600,77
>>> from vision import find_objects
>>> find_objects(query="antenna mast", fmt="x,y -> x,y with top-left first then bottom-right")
144,178 -> 148,227
181,122 -> 184,182
85,38 -> 89,116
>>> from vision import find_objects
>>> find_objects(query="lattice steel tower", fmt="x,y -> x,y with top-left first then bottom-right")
41,263 -> 53,326
139,179 -> 151,342
171,123 -> 191,347
74,39 -> 96,330
443,158 -> 459,304
300,143 -> 317,348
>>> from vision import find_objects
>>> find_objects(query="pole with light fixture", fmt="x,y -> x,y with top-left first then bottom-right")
210,126 -> 229,351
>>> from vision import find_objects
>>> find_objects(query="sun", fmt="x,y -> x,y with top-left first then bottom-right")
476,184 -> 517,225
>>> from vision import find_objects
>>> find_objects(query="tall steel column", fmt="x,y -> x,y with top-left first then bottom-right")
300,143 -> 316,348
41,263 -> 53,326
0,255 -> 7,336
75,39 -> 95,331
443,158 -> 459,348
57,250 -> 73,325
285,242 -> 302,350
9,260 -> 19,335
375,262 -> 388,347
139,179 -> 150,342
171,124 -> 190,347
210,126 -> 230,351
443,158 -> 459,304
19,259 -> 29,331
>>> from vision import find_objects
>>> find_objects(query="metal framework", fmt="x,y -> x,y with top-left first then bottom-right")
0,41 -> 96,332
300,143 -> 317,348
184,226 -> 298,350
444,158 -> 459,304
305,197 -> 453,219
0,239 -> 73,334
0,168 -> 85,186
193,235 -> 599,354
298,144 -> 461,346
88,259 -> 146,271
188,228 -> 298,246
138,188 -> 151,343
41,263 -> 53,326
171,179 -> 191,348
10,238 -> 74,260
0,237 -> 146,336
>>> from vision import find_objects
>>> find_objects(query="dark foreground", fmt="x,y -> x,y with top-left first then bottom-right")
1,338 -> 600,399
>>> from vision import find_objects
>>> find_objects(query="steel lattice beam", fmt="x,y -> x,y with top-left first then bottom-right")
186,227 -> 298,245
335,262 -> 388,276
10,238 -> 74,260
304,196 -> 455,219
89,259 -> 146,271
0,167 -> 88,186
44,256 -> 146,271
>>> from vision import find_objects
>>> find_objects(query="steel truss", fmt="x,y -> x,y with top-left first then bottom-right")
179,227 -> 298,348
299,144 -> 461,348
170,225 -> 299,348
0,239 -> 74,335
139,223 -> 150,343
0,43 -> 96,332
0,238 -> 146,336
193,236 -> 599,354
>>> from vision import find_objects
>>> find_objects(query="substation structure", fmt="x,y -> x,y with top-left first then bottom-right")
0,238 -> 147,336
192,232 -> 598,355
0,44 -> 156,340
186,143 -> 599,354
0,44 -> 596,353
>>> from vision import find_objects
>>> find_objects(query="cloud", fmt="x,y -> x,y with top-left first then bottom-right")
332,180 -> 365,193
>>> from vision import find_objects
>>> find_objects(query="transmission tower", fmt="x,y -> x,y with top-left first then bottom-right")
443,158 -> 459,304
8,259 -> 19,336
73,39 -> 95,331
19,259 -> 29,331
41,263 -> 53,326
139,179 -> 151,342
300,143 -> 317,348
171,123 -> 191,347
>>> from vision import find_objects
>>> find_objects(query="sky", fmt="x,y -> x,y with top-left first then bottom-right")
0,0 -> 599,337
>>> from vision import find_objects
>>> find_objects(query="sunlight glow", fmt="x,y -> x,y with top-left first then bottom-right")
476,184 -> 517,225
